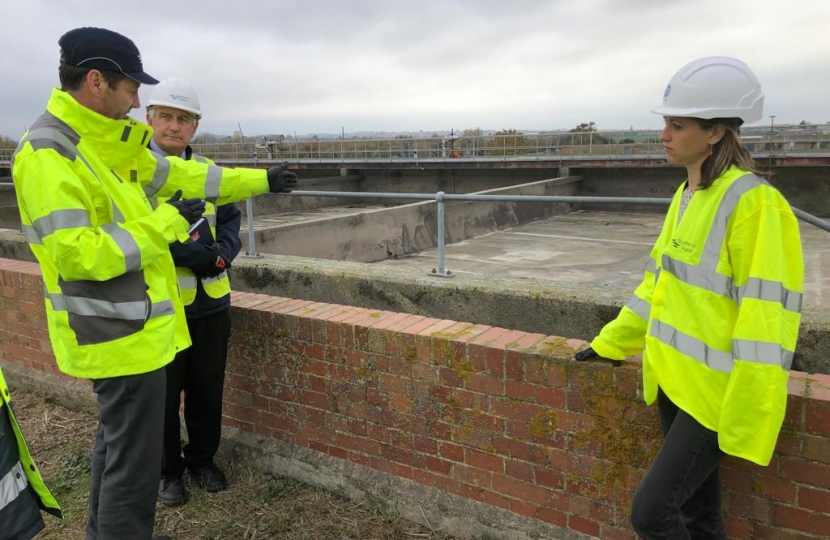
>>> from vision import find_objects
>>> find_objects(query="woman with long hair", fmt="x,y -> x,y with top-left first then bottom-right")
575,57 -> 804,539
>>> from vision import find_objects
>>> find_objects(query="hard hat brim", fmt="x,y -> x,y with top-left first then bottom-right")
147,102 -> 202,120
650,105 -> 761,125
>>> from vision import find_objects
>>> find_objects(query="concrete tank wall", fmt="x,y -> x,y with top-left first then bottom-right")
239,173 -> 365,217
249,176 -> 580,262
358,167 -> 560,196
768,166 -> 830,217
576,165 -> 830,216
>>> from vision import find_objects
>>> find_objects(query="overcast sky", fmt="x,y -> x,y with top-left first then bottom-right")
3,0 -> 829,139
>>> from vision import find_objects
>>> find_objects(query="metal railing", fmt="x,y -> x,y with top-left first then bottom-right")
188,125 -> 830,164
243,190 -> 830,277
1,125 -> 829,165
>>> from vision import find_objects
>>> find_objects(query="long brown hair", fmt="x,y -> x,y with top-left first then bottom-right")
694,118 -> 766,189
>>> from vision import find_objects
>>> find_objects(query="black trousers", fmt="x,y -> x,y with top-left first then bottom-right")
161,308 -> 231,479
630,388 -> 727,540
87,367 -> 166,540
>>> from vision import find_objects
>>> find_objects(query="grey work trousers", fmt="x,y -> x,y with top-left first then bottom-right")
86,367 -> 166,540
630,388 -> 727,540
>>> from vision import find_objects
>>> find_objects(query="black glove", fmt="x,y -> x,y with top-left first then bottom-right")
200,243 -> 232,278
574,346 -> 623,366
166,190 -> 205,224
574,347 -> 599,361
267,161 -> 298,193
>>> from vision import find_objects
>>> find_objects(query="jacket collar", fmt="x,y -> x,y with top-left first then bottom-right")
46,88 -> 154,167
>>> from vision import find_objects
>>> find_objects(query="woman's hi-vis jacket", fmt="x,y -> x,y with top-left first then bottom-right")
0,367 -> 62,529
590,165 -> 803,466
11,88 -> 269,380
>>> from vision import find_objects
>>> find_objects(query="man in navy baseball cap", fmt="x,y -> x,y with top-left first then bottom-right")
22,27 -> 176,540
59,27 -> 159,84
15,27 -> 295,539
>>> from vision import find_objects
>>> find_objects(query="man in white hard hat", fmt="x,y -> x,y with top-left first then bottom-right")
146,78 -> 239,507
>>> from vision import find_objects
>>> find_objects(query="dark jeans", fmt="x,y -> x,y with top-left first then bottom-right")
162,308 -> 231,479
631,388 -> 727,540
87,367 -> 166,540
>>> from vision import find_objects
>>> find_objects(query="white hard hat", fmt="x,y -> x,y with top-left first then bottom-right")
147,77 -> 202,119
651,56 -> 764,124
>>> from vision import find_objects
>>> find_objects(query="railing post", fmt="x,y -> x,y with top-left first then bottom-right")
242,198 -> 263,259
429,191 -> 454,278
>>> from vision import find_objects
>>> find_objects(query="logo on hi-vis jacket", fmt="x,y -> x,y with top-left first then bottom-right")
670,238 -> 696,254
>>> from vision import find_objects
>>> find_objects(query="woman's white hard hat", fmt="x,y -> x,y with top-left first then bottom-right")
651,56 -> 763,124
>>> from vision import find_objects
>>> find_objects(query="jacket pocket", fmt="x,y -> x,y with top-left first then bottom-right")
57,271 -> 147,346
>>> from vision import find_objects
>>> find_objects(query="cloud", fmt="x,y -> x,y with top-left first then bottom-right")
2,0 -> 829,139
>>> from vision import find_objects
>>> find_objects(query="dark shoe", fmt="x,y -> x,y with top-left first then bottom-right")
158,477 -> 189,507
190,462 -> 228,493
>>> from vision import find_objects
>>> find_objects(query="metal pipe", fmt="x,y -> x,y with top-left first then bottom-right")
285,190 -> 830,232
793,207 -> 830,233
242,198 -> 262,258
288,190 -> 672,205
430,191 -> 453,278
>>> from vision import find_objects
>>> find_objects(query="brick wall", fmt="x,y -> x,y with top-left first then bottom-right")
1,257 -> 829,539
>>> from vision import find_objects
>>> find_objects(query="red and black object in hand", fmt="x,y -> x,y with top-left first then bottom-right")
200,243 -> 232,278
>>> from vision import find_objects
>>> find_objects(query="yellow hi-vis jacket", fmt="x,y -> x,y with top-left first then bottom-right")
11,88 -> 269,379
176,203 -> 231,307
0,367 -> 62,525
591,165 -> 803,466
160,155 -> 233,308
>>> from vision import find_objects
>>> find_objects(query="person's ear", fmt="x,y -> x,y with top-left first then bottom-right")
85,69 -> 105,96
709,123 -> 726,145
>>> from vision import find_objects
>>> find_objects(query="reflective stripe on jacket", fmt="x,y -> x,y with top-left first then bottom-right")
591,165 -> 803,466
175,206 -> 232,308
0,367 -> 61,524
11,89 -> 268,379
159,154 -> 235,312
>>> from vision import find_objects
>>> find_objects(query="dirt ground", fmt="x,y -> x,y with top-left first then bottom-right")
13,389 -> 456,540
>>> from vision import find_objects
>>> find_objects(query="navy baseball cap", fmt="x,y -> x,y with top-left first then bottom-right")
58,27 -> 159,85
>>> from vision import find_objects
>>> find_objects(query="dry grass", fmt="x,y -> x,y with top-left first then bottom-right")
13,390 -> 457,540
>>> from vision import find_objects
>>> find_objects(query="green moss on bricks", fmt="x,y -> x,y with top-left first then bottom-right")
431,334 -> 476,381
570,367 -> 661,497
529,410 -> 559,438
456,362 -> 476,380
450,412 -> 475,442
404,345 -> 418,363
433,339 -> 455,362
540,340 -> 578,359
236,329 -> 293,382
447,394 -> 463,411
